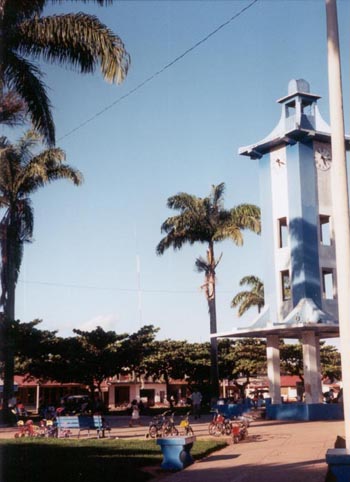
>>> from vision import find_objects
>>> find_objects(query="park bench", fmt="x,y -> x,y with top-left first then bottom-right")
56,415 -> 106,438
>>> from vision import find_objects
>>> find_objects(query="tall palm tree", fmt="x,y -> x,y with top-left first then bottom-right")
156,183 -> 260,398
0,0 -> 130,145
0,130 -> 82,417
231,275 -> 264,317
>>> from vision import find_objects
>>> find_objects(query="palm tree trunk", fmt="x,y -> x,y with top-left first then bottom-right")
207,244 -> 220,399
1,222 -> 17,423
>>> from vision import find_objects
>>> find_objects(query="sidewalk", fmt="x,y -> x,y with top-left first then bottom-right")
163,419 -> 344,482
0,414 -> 343,481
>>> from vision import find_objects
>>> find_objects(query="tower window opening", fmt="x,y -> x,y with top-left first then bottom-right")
278,217 -> 288,248
281,270 -> 291,301
320,215 -> 331,246
285,101 -> 295,118
322,269 -> 334,300
301,100 -> 313,116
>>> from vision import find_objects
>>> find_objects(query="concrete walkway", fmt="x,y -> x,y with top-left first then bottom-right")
164,419 -> 343,482
0,414 -> 343,481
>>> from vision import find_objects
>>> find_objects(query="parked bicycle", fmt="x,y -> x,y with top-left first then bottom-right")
146,411 -> 171,438
162,412 -> 179,437
208,410 -> 231,436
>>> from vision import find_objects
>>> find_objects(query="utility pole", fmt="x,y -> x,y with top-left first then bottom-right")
326,0 -> 350,448
136,255 -> 142,327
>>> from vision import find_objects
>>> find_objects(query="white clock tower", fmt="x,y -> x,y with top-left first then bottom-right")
219,80 -> 350,419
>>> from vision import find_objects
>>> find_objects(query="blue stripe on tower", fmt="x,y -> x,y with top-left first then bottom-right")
287,141 -> 322,308
259,154 -> 277,323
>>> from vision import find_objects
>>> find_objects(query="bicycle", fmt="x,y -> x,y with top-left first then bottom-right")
162,412 -> 179,437
179,411 -> 194,436
208,410 -> 231,436
146,410 -> 171,438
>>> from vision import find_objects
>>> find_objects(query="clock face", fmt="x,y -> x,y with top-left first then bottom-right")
314,146 -> 332,171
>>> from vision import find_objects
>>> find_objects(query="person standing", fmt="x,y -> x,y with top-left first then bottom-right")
129,399 -> 141,427
190,389 -> 202,419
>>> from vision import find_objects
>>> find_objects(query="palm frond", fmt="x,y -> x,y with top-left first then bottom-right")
0,91 -> 26,126
3,1 -> 45,23
239,275 -> 263,287
231,275 -> 264,317
230,204 -> 261,234
195,256 -> 210,274
4,52 -> 55,145
210,182 -> 225,207
231,291 -> 247,306
167,192 -> 199,212
18,13 -> 130,83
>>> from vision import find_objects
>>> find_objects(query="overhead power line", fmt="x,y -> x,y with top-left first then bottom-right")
58,0 -> 258,142
18,278 -> 234,294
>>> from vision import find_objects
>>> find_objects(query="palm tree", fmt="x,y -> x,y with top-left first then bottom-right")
0,130 -> 82,418
0,0 -> 130,145
231,275 -> 264,317
156,183 -> 260,398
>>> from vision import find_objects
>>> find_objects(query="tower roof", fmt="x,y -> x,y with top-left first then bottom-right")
238,79 -> 350,159
213,298 -> 339,340
277,79 -> 321,104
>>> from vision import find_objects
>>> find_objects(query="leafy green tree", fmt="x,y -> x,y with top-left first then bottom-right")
229,338 -> 267,397
280,341 -> 342,383
0,0 -> 130,144
28,326 -> 128,399
0,131 -> 82,416
156,182 -> 260,398
71,327 -> 127,396
320,342 -> 341,382
0,318 -> 58,376
142,339 -> 188,407
119,325 -> 159,380
182,342 -> 211,400
231,275 -> 264,316
280,341 -> 303,381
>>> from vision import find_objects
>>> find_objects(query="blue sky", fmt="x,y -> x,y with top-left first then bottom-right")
7,0 -> 350,344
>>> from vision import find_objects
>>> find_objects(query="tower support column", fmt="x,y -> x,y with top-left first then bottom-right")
302,330 -> 323,404
266,335 -> 281,404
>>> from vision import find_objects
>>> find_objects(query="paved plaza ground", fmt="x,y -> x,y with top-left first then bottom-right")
0,413 -> 344,481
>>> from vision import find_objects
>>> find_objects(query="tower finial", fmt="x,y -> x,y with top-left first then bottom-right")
288,79 -> 310,95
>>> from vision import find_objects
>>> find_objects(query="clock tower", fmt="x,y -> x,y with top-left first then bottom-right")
239,78 -> 343,327
218,80 -> 350,416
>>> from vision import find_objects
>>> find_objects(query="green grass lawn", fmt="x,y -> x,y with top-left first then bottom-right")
0,437 -> 227,482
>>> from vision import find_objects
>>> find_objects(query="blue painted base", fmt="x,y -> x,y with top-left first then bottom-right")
266,403 -> 344,421
157,436 -> 196,470
326,449 -> 350,482
213,401 -> 252,417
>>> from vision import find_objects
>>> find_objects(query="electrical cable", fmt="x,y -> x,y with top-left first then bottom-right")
17,278 -> 234,294
57,0 -> 258,142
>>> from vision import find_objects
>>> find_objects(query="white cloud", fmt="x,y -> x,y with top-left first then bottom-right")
76,314 -> 119,332
56,313 -> 120,337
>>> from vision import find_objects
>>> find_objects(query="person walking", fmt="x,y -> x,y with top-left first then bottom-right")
190,389 -> 202,419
